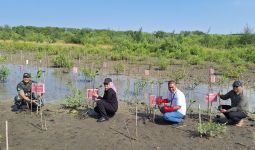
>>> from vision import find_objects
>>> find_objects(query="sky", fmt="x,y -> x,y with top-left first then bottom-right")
0,0 -> 254,34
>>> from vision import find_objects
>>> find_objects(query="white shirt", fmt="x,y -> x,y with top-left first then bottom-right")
168,88 -> 186,115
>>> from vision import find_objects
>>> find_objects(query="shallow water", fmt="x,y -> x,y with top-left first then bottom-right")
0,64 -> 254,113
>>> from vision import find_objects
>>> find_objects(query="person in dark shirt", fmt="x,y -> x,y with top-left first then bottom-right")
219,80 -> 248,126
92,78 -> 118,122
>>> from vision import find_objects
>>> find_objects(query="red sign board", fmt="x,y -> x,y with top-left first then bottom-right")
32,83 -> 45,93
209,75 -> 216,83
205,93 -> 218,102
86,89 -> 99,99
144,70 -> 150,76
149,95 -> 156,106
209,68 -> 215,75
103,62 -> 107,68
72,67 -> 78,74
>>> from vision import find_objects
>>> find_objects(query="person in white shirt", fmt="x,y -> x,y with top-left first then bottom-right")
157,80 -> 186,123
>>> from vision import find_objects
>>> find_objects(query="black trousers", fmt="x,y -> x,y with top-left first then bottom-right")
94,100 -> 116,118
223,111 -> 247,124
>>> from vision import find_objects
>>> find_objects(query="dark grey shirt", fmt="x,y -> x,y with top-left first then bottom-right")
17,80 -> 37,97
220,90 -> 248,113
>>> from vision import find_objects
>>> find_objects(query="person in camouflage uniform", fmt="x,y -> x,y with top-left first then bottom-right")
14,73 -> 42,110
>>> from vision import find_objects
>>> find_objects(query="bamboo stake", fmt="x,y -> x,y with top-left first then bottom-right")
135,105 -> 138,138
31,91 -> 33,114
44,116 -> 47,130
6,120 -> 9,150
198,104 -> 202,138
40,110 -> 43,129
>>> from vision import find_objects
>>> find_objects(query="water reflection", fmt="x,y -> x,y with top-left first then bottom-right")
0,64 -> 254,113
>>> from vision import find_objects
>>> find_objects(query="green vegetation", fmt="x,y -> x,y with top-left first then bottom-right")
0,133 -> 3,143
196,121 -> 227,137
0,25 -> 255,77
0,55 -> 7,62
81,68 -> 98,81
0,65 -> 10,82
64,86 -> 84,109
52,54 -> 73,68
113,62 -> 125,75
37,68 -> 43,78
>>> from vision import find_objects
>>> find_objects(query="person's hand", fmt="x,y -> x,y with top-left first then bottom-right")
156,98 -> 168,105
37,93 -> 43,97
220,109 -> 227,113
163,106 -> 174,112
92,92 -> 98,98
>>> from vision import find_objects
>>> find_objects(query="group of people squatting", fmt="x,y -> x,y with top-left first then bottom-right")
14,73 -> 248,126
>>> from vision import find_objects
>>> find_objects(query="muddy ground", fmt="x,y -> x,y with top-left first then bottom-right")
0,100 -> 254,150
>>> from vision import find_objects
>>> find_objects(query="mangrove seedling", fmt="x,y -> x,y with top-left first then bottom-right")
113,62 -> 125,75
64,86 -> 84,109
0,65 -> 10,82
196,121 -> 227,138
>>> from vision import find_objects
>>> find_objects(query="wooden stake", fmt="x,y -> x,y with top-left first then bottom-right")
198,104 -> 202,138
6,120 -> 9,150
40,111 -> 43,129
135,106 -> 138,137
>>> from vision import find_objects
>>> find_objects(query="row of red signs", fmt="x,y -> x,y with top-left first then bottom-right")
149,93 -> 218,106
32,84 -> 218,105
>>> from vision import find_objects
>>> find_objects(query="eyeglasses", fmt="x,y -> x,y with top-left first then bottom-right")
233,86 -> 239,88
168,86 -> 174,89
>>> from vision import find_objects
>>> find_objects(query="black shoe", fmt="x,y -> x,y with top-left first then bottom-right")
97,117 -> 108,122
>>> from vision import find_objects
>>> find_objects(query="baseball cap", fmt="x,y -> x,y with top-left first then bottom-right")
103,78 -> 112,84
23,73 -> 31,78
232,80 -> 242,87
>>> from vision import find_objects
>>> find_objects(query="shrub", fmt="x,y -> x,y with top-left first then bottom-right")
0,55 -> 7,63
64,86 -> 84,109
81,68 -> 98,81
36,52 -> 43,60
0,65 -> 10,82
196,121 -> 227,137
157,57 -> 169,70
113,62 -> 125,75
52,54 -> 73,68
188,56 -> 203,65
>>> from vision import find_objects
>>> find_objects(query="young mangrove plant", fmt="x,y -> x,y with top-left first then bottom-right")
196,121 -> 227,138
0,65 -> 10,82
52,54 -> 73,69
64,86 -> 84,109
0,55 -> 7,62
157,57 -> 168,70
113,62 -> 125,75
81,68 -> 98,82
171,68 -> 186,84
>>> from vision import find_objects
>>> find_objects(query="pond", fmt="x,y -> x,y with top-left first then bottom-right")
0,64 -> 254,113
